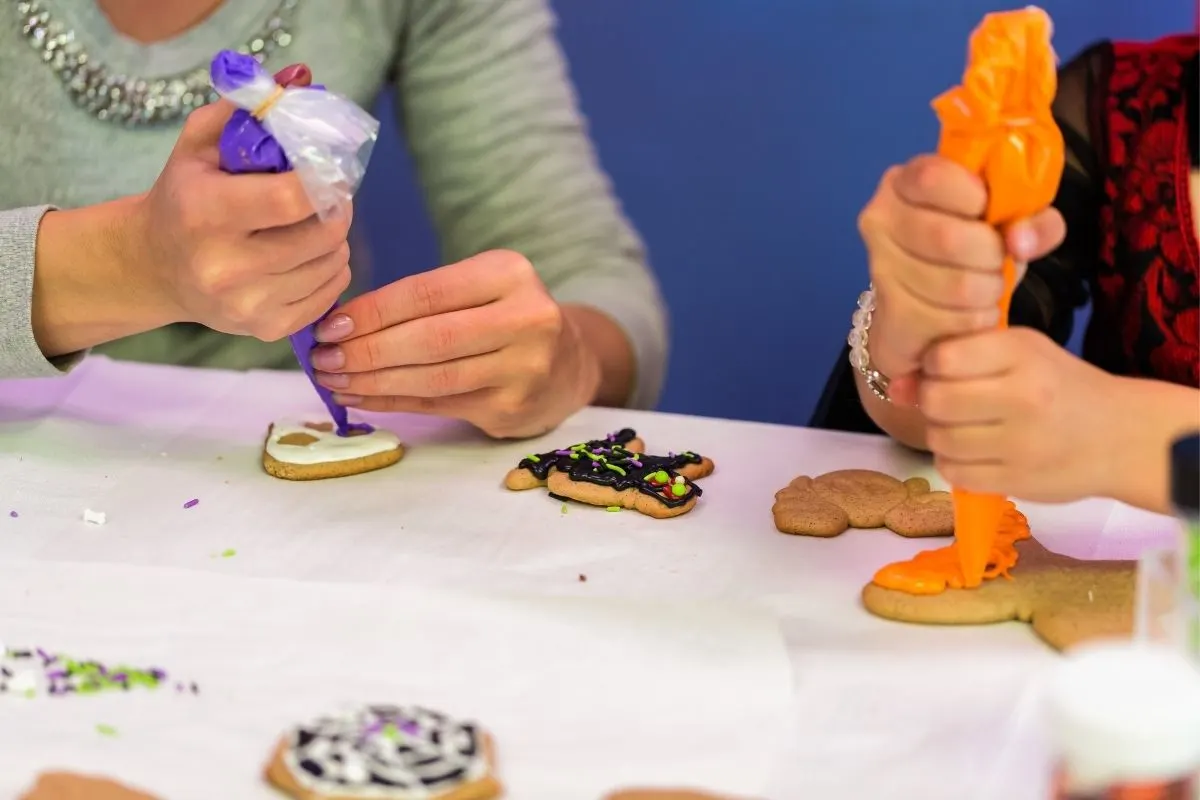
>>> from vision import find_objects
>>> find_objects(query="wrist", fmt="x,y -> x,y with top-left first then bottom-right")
32,197 -> 181,357
560,304 -> 633,407
1103,376 -> 1200,513
559,307 -> 604,407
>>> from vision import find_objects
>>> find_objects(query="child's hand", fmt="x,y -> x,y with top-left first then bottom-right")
917,327 -> 1126,503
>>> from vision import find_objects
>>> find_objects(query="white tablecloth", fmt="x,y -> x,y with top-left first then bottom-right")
0,358 -> 1180,800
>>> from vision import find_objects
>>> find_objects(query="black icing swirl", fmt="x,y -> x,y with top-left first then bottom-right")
561,447 -> 703,508
516,428 -> 639,480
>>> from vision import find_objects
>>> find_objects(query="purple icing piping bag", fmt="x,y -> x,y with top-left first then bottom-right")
210,50 -> 377,436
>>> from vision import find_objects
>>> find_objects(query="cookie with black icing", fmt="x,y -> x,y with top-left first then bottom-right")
264,704 -> 502,800
504,428 -> 645,490
546,449 -> 706,518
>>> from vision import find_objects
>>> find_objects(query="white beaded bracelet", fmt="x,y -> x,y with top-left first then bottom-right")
846,284 -> 892,402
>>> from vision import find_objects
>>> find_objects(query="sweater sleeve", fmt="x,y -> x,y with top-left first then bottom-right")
393,0 -> 668,409
0,206 -> 85,379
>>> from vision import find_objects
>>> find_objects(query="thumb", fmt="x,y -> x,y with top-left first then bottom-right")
1005,207 -> 1066,262
173,99 -> 239,156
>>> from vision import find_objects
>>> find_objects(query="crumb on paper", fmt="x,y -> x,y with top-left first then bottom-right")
82,509 -> 106,526
578,574 -> 587,582
605,506 -> 621,512
183,498 -> 199,509
8,510 -> 16,518
9,670 -> 36,694
160,452 -> 167,457
95,723 -> 118,737
211,548 -> 237,559
560,503 -> 568,514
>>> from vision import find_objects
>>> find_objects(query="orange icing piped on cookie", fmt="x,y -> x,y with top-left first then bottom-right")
872,501 -> 1031,595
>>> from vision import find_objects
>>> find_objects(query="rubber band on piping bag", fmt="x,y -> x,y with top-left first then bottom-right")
210,50 -> 379,222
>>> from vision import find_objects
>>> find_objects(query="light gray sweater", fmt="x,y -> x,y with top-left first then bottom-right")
0,0 -> 667,408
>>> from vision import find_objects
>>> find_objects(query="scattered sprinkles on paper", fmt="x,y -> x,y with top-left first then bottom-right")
0,648 -> 199,697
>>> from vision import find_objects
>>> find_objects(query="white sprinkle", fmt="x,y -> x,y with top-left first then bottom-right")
9,670 -> 36,693
82,509 -> 107,526
674,475 -> 685,484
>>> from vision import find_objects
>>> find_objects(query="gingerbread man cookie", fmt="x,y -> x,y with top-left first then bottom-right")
265,704 -> 502,800
504,428 -> 646,490
772,469 -> 953,537
262,421 -> 404,481
861,536 -> 1136,651
506,429 -> 715,518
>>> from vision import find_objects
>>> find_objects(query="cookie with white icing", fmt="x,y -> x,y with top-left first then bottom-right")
262,421 -> 405,481
264,705 -> 502,800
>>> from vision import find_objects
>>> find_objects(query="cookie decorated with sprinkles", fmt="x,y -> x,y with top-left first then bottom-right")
264,704 -> 502,800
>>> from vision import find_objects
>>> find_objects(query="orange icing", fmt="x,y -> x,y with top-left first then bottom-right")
930,7 -> 1065,587
872,500 -> 1031,594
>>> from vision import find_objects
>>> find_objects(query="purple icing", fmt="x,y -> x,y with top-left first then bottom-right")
211,50 -> 358,435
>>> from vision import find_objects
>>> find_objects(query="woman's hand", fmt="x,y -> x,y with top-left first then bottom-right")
127,98 -> 353,342
19,772 -> 159,800
918,326 -> 1130,503
309,250 -> 602,439
603,790 -> 750,800
858,155 -> 1065,387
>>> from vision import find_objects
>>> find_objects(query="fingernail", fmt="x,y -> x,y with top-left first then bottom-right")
1009,225 -> 1038,259
333,393 -> 362,406
315,314 -> 353,343
315,371 -> 349,389
310,345 -> 345,371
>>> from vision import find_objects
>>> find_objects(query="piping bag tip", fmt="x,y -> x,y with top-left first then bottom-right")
953,489 -> 1005,587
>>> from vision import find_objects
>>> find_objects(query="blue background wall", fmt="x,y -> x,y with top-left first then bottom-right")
356,0 -> 1193,426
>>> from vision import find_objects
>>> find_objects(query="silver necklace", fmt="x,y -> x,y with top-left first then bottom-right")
15,0 -> 300,126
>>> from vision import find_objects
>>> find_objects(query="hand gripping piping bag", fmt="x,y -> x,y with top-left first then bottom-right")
209,50 -> 380,436
931,7 -> 1064,586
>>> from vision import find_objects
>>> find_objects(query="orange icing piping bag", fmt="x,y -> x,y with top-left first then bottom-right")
930,6 -> 1064,588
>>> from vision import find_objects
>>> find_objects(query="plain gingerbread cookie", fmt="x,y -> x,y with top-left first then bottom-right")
772,469 -> 953,538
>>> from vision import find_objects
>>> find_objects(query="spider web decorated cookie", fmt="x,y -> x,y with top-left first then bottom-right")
264,705 -> 502,800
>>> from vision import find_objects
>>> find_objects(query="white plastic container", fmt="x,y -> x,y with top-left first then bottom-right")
1046,641 -> 1200,799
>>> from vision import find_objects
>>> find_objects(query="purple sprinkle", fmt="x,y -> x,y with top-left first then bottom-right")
8,511 -> 16,518
668,451 -> 675,457
47,670 -> 66,680
150,669 -> 167,680
554,450 -> 571,456
183,499 -> 199,509
401,720 -> 420,735
630,459 -> 643,467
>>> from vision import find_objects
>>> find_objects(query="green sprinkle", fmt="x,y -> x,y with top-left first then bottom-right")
570,452 -> 580,459
95,724 -> 118,737
525,454 -> 541,463
560,503 -> 568,514
23,688 -> 34,699
606,506 -> 621,512
221,548 -> 236,558
671,483 -> 687,497
570,443 -> 587,450
605,463 -> 626,476
382,722 -> 399,740
653,470 -> 669,483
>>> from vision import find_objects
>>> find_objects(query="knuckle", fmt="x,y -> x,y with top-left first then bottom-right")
493,249 -> 536,281
424,321 -> 458,361
271,178 -> 310,220
362,334 -> 387,372
408,273 -> 445,318
424,362 -> 459,396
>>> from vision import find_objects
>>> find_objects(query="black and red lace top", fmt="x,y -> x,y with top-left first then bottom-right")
812,34 -> 1200,433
